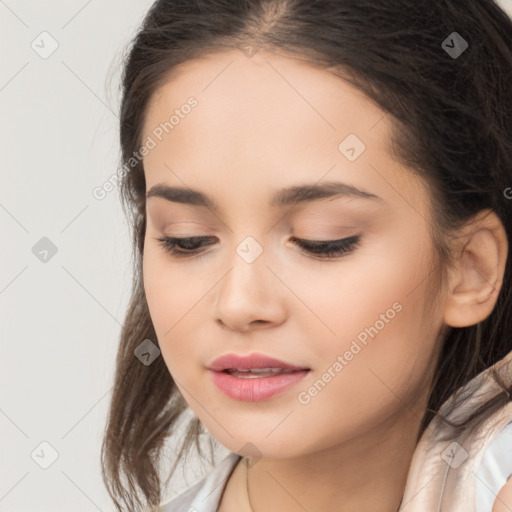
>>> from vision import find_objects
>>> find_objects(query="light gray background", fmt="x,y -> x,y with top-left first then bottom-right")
2,1 -> 512,510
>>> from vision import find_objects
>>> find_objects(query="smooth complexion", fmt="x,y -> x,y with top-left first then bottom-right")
141,49 -> 507,512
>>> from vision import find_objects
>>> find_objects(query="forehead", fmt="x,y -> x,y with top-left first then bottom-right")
141,48 -> 390,162
144,48 -> 376,119
140,49 -> 427,219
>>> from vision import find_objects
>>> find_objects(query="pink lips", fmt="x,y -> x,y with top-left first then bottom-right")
207,352 -> 310,372
207,352 -> 310,402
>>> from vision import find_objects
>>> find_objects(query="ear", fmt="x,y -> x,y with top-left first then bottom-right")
443,209 -> 508,328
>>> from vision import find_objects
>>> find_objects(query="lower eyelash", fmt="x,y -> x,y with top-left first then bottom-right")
154,234 -> 361,259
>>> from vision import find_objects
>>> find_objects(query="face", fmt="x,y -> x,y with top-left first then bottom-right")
141,49 -> 446,459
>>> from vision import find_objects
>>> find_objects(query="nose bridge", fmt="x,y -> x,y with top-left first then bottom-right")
218,233 -> 269,303
214,233 -> 284,329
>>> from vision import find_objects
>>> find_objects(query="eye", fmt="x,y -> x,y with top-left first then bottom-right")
154,234 -> 361,259
290,234 -> 361,259
155,235 -> 215,257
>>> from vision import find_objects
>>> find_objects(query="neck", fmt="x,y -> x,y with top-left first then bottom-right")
227,406 -> 424,512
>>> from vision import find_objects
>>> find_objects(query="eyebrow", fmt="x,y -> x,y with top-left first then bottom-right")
146,181 -> 383,212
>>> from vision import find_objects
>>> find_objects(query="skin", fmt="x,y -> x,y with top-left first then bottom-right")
140,49 -> 508,512
493,478 -> 512,512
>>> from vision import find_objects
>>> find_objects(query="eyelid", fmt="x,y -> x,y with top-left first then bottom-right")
155,233 -> 361,260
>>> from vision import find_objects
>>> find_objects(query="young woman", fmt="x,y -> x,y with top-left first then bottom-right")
101,1 -> 512,511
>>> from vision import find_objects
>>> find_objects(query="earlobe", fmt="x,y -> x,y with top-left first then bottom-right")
443,209 -> 508,328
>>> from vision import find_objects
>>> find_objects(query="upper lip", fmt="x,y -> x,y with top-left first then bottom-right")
207,352 -> 310,372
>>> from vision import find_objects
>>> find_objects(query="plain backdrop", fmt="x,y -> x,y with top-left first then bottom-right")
1,1 -> 512,510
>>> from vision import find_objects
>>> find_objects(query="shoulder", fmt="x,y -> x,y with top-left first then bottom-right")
158,478 -> 204,512
158,452 -> 242,512
493,476 -> 512,512
400,387 -> 512,509
477,420 -> 512,512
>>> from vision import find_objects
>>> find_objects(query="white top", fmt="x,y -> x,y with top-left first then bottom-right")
159,350 -> 512,512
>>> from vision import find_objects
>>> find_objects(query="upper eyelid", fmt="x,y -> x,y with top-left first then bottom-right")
161,235 -> 361,248
162,234 -> 355,242
158,234 -> 361,262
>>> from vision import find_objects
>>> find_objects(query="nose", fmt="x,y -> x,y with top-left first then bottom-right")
213,242 -> 287,332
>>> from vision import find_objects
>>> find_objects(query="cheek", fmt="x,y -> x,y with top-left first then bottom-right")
290,233 -> 439,409
287,230 -> 434,355
142,246 -> 203,374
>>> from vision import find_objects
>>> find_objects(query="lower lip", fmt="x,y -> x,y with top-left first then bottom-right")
208,369 -> 310,402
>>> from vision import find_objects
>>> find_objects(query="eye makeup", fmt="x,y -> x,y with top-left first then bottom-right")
154,233 -> 361,260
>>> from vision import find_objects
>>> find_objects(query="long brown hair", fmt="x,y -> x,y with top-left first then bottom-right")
101,1 -> 512,510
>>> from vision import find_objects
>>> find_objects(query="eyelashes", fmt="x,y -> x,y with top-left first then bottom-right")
290,235 -> 360,258
154,234 -> 361,260
155,236 -> 212,258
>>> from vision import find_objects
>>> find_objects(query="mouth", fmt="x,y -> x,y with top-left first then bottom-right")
207,352 -> 310,373
208,368 -> 310,401
206,353 -> 311,401
219,367 -> 305,378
